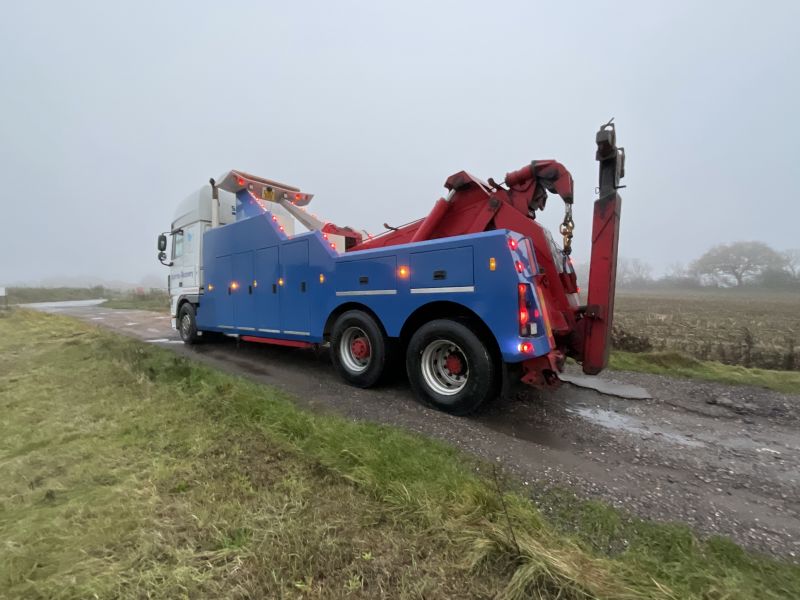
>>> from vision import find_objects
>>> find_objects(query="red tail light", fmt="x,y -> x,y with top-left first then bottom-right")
515,261 -> 524,273
237,176 -> 245,186
508,238 -> 518,251
518,283 -> 532,336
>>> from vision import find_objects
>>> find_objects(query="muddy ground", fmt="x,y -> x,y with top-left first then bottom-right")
26,302 -> 800,560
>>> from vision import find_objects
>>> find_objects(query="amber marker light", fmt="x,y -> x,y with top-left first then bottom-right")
230,281 -> 239,290
207,283 -> 214,291
398,265 -> 409,278
319,274 -> 325,283
278,278 -> 284,286
489,257 -> 496,271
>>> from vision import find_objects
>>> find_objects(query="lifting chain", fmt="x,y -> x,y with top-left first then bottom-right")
559,204 -> 574,256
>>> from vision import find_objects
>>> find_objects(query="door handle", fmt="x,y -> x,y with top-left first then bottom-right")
228,286 -> 231,295
300,281 -> 307,292
248,285 -> 253,294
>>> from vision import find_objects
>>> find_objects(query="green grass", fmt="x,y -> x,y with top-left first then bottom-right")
5,286 -> 108,304
103,291 -> 169,312
610,351 -> 800,394
5,286 -> 169,313
1,310 -> 799,599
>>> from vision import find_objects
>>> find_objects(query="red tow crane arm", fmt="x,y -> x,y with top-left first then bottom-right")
351,122 -> 625,381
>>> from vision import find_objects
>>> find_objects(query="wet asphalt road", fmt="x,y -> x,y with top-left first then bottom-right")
26,301 -> 800,560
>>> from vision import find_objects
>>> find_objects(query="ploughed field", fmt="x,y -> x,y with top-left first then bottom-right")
613,289 -> 800,371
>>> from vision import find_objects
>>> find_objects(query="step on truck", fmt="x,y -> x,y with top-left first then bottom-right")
157,122 -> 625,414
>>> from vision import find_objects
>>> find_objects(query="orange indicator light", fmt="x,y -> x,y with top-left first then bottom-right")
319,273 -> 325,283
278,278 -> 284,286
489,257 -> 496,271
398,265 -> 409,278
230,281 -> 239,290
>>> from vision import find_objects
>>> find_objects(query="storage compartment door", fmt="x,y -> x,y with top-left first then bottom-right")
232,251 -> 256,330
279,240 -> 310,335
255,246 -> 281,333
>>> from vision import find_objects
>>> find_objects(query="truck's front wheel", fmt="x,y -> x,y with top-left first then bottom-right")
330,310 -> 388,388
177,303 -> 200,345
406,319 -> 495,415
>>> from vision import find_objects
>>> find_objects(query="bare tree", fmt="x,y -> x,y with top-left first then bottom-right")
691,241 -> 787,287
617,258 -> 653,287
784,249 -> 800,278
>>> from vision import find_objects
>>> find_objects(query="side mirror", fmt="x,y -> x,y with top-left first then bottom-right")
157,233 -> 167,252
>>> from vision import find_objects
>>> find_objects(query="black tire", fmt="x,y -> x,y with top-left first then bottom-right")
177,303 -> 200,345
330,310 -> 388,388
406,319 -> 496,415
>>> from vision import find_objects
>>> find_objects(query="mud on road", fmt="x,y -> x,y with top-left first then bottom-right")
28,302 -> 800,560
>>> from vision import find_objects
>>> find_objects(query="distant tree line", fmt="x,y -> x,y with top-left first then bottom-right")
575,242 -> 800,290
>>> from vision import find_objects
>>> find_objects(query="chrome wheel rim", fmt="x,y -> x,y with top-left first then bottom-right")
420,339 -> 468,396
180,313 -> 192,339
340,326 -> 371,373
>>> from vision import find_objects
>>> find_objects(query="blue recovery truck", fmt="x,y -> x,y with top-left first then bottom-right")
157,125 -> 626,414
159,172 -> 553,415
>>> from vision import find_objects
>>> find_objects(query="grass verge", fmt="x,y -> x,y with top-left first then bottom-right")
102,291 -> 169,312
611,351 -> 800,395
1,309 -> 798,599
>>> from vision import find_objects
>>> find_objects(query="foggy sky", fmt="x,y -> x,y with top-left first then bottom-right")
1,1 -> 798,286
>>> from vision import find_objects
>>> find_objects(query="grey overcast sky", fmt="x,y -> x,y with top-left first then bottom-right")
1,1 -> 798,286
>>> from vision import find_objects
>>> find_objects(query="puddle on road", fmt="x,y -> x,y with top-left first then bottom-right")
571,407 -> 705,448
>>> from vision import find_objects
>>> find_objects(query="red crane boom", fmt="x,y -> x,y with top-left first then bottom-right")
351,121 -> 626,383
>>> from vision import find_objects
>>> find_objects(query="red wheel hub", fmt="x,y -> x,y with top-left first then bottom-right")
444,353 -> 464,375
351,337 -> 370,360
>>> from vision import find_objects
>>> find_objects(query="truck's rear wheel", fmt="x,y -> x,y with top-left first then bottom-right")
178,303 -> 200,345
330,310 -> 388,388
406,319 -> 495,415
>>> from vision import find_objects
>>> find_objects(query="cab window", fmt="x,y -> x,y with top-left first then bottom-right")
172,232 -> 184,259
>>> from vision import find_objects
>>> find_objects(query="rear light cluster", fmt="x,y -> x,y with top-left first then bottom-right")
518,282 -> 539,338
